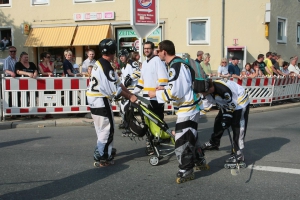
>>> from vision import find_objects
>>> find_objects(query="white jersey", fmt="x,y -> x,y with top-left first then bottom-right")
156,58 -> 203,117
121,59 -> 141,91
134,56 -> 168,100
206,80 -> 249,112
86,58 -> 122,108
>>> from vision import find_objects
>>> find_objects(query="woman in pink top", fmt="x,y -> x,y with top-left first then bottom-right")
39,52 -> 54,77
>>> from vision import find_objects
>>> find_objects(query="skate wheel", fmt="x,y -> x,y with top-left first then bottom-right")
176,177 -> 182,184
230,165 -> 235,169
94,162 -> 99,167
190,173 -> 195,180
149,156 -> 159,166
224,164 -> 230,169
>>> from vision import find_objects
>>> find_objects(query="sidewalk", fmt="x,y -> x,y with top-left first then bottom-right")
0,101 -> 299,129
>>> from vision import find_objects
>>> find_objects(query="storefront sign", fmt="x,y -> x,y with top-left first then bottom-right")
120,42 -> 134,47
73,11 -> 114,21
134,40 -> 139,50
24,23 -> 30,35
118,28 -> 161,38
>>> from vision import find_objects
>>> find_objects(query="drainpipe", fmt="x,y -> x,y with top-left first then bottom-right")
221,0 -> 225,58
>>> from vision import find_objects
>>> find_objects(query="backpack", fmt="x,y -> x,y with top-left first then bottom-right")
170,57 -> 209,93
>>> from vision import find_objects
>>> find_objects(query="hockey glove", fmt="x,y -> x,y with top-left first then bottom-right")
124,74 -> 132,88
221,113 -> 233,130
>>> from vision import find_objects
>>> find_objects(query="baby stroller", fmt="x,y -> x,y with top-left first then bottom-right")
124,98 -> 209,170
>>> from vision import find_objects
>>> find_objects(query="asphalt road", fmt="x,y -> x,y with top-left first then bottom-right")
0,107 -> 300,200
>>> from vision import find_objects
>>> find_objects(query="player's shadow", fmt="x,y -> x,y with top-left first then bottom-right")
0,147 -> 146,200
199,137 -> 290,179
0,137 -> 50,149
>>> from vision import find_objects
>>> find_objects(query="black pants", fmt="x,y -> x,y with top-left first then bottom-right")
210,104 -> 250,153
148,100 -> 165,121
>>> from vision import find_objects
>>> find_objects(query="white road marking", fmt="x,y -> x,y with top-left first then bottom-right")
247,165 -> 300,175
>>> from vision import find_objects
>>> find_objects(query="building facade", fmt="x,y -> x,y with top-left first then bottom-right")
0,0 -> 300,71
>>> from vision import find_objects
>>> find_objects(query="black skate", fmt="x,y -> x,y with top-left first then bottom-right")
94,155 -> 115,167
118,122 -> 126,129
224,154 -> 247,169
201,141 -> 219,151
194,147 -> 210,171
121,130 -> 132,137
176,169 -> 195,184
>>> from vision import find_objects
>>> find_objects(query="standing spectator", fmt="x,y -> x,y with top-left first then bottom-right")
81,49 -> 96,76
133,41 -> 168,121
200,53 -> 215,77
130,51 -> 142,69
0,36 -> 9,51
195,50 -> 204,64
63,50 -> 81,77
112,57 -> 121,76
264,52 -> 276,76
281,61 -> 290,75
38,52 -> 54,77
15,52 -> 38,78
3,46 -> 18,77
277,54 -> 284,68
271,52 -> 284,76
228,57 -> 241,79
288,57 -> 300,77
257,54 -> 267,75
217,58 -> 229,78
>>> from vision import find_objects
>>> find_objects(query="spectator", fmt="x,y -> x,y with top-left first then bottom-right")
241,63 -> 254,77
217,58 -> 229,78
81,49 -> 96,76
257,54 -> 267,75
264,52 -> 276,76
195,50 -> 204,64
288,57 -> 300,77
228,57 -> 241,79
3,46 -> 18,77
15,52 -> 38,78
130,51 -> 142,69
87,65 -> 93,77
112,57 -> 121,76
271,52 -> 284,76
38,52 -> 54,77
281,61 -> 290,76
63,50 -> 81,77
73,64 -> 80,74
200,53 -> 215,77
277,54 -> 284,68
0,36 -> 9,51
252,61 -> 264,77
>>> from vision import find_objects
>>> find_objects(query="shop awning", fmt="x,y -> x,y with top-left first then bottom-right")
72,25 -> 111,46
24,26 -> 76,47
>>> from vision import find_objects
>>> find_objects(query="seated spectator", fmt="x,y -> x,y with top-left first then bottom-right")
38,52 -> 54,77
281,61 -> 290,76
288,56 -> 300,78
0,36 -> 10,51
217,58 -> 229,78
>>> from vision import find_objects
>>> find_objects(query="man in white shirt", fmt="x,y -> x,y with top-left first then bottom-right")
288,56 -> 300,77
81,49 -> 96,76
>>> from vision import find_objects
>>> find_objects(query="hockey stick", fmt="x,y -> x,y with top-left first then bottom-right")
226,128 -> 240,176
136,95 -> 151,105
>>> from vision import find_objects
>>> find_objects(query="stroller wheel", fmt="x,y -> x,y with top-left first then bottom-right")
149,155 -> 159,166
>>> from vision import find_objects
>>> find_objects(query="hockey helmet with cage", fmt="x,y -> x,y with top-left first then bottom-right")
99,39 -> 117,55
118,49 -> 129,58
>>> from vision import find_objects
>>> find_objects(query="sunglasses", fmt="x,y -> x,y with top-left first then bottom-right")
10,50 -> 16,53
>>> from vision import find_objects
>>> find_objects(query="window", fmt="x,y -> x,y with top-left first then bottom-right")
74,0 -> 112,3
297,22 -> 300,44
277,17 -> 287,43
32,0 -> 49,5
0,0 -> 11,6
188,18 -> 210,45
0,27 -> 12,50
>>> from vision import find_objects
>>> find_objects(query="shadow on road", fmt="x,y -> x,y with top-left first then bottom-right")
199,137 -> 290,180
0,137 -> 51,149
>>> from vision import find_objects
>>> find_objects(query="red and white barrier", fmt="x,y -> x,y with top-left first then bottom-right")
272,76 -> 298,101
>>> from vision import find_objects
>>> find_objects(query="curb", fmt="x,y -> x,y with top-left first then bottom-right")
1,102 -> 299,129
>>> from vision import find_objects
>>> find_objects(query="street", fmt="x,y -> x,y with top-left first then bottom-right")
0,107 -> 300,200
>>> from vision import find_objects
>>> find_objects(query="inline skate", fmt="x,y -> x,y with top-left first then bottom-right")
176,169 -> 195,184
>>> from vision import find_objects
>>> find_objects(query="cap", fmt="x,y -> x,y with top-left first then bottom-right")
231,56 -> 239,60
73,64 -> 79,69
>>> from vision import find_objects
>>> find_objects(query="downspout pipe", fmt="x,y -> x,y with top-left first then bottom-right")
221,0 -> 225,58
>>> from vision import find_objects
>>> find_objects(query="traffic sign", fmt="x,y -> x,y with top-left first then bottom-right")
130,0 -> 159,38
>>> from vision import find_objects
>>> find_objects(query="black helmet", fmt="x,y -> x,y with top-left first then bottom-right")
99,39 -> 117,55
118,49 -> 129,58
